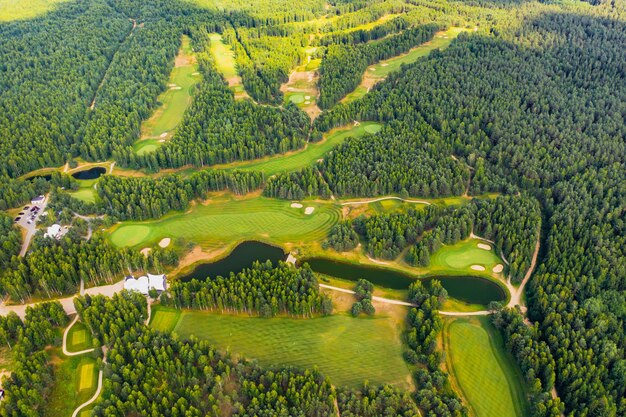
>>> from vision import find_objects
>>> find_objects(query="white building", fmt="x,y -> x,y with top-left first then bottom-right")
44,224 -> 62,239
124,274 -> 166,295
30,195 -> 45,205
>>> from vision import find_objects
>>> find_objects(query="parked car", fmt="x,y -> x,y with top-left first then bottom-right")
27,221 -> 31,224
14,217 -> 20,222
23,206 -> 30,210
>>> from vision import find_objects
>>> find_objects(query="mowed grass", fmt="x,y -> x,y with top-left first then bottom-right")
67,321 -> 94,353
445,317 -> 529,417
209,33 -> 248,98
213,122 -> 381,176
430,239 -> 501,273
44,350 -> 98,417
109,196 -> 341,249
0,0 -> 69,21
69,188 -> 96,204
149,306 -> 181,332
343,27 -> 468,103
167,308 -> 411,389
137,35 -> 199,152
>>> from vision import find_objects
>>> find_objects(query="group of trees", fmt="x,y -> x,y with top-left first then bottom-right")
337,384 -> 420,416
0,302 -> 68,417
351,278 -> 375,316
163,262 -> 333,317
318,23 -> 439,108
0,214 -> 21,268
322,220 -> 360,252
263,167 -> 332,200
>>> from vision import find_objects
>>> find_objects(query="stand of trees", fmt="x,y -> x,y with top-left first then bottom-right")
0,302 -> 68,417
163,262 -> 333,317
318,23 -> 439,108
351,278 -> 375,316
337,384 -> 420,416
263,167 -> 332,200
323,221 -> 360,251
0,214 -> 21,269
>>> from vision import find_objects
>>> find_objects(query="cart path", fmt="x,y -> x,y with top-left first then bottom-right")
62,315 -> 95,356
340,196 -> 431,206
72,368 -> 103,417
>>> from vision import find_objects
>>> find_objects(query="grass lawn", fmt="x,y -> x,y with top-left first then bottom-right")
0,0 -> 69,21
66,321 -> 94,353
209,33 -> 248,98
161,307 -> 411,389
109,196 -> 341,249
430,239 -> 502,273
444,317 -> 529,417
149,306 -> 181,332
136,35 -> 199,152
212,122 -> 381,176
343,27 -> 468,103
44,349 -> 98,417
0,346 -> 15,374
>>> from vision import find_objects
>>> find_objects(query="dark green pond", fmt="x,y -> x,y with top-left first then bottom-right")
72,167 -> 106,180
178,241 -> 286,282
303,258 -> 506,305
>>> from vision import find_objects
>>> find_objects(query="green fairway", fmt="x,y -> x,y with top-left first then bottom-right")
69,188 -> 96,204
0,0 -> 69,21
44,351 -> 98,417
149,306 -> 181,332
134,139 -> 161,156
137,35 -> 199,150
214,122 -> 381,176
287,92 -> 305,104
430,239 -> 502,273
109,197 -> 340,249
343,27 -> 468,103
445,317 -> 529,417
166,308 -> 411,389
208,33 -> 247,98
66,321 -> 94,353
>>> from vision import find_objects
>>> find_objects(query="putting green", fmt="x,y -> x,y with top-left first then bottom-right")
430,239 -> 501,272
364,123 -> 382,134
288,93 -> 305,104
69,188 -> 96,204
446,317 -> 529,417
66,321 -> 94,353
110,225 -> 151,247
71,329 -> 86,347
135,141 -> 159,156
149,307 -> 180,332
109,197 -> 341,249
78,362 -> 96,391
168,308 -> 411,389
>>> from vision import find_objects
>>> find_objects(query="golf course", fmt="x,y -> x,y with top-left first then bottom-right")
208,33 -> 248,99
444,317 -> 529,417
135,35 -> 200,155
150,306 -> 412,389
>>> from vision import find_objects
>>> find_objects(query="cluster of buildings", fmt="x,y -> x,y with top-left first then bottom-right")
124,274 -> 167,295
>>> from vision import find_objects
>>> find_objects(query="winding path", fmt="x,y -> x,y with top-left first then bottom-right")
340,196 -> 431,206
71,368 -> 103,417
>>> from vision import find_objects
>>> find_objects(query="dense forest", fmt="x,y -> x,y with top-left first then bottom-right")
163,262 -> 333,317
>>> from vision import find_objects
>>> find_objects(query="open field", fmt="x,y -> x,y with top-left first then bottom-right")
66,321 -> 94,353
209,33 -> 248,98
0,0 -> 69,21
155,306 -> 411,389
109,196 -> 341,249
444,317 -> 529,417
44,350 -> 98,417
213,122 -> 381,176
342,27 -> 468,103
136,35 -> 199,153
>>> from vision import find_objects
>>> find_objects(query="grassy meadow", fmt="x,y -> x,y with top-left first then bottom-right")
213,122 -> 381,176
44,349 -> 98,417
0,0 -> 69,21
342,27 -> 468,103
109,196 -> 340,249
444,317 -> 529,417
135,35 -> 200,154
150,306 -> 412,389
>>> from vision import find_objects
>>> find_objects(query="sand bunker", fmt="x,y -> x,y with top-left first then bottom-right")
381,63 -> 389,67
170,86 -> 182,90
305,207 -> 315,215
305,95 -> 311,100
290,203 -> 303,208
492,264 -> 504,273
192,72 -> 200,75
140,248 -> 152,257
477,243 -> 491,250
159,139 -> 165,143
470,265 -> 486,271
305,101 -> 310,104
158,238 -> 171,248
160,132 -> 168,138
168,83 -> 176,87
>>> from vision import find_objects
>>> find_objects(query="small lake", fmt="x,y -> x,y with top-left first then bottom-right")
178,241 -> 286,282
303,258 -> 506,305
71,167 -> 106,180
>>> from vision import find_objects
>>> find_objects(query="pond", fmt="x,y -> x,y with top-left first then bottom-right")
302,257 -> 506,305
71,167 -> 106,180
178,241 -> 286,282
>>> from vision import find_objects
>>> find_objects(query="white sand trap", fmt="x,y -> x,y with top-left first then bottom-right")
158,238 -> 171,248
170,86 -> 182,90
140,248 -> 151,257
369,68 -> 376,71
305,207 -> 315,215
160,132 -> 168,138
192,72 -> 200,75
159,139 -> 165,143
290,203 -> 303,208
168,83 -> 176,87
477,243 -> 491,250
304,95 -> 311,100
493,264 -> 504,273
470,265 -> 485,271
381,63 -> 389,67
305,101 -> 310,104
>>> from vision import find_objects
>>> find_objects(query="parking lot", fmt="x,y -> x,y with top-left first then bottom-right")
15,195 -> 48,256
